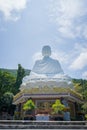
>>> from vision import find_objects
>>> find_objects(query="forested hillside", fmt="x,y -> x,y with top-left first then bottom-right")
73,78 -> 87,98
73,78 -> 87,116
0,68 -> 31,77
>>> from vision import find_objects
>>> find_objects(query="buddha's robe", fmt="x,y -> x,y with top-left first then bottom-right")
32,56 -> 64,76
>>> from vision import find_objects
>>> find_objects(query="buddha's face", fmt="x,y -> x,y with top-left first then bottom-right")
42,45 -> 51,57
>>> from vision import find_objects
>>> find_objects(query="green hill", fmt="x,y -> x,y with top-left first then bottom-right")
0,68 -> 31,77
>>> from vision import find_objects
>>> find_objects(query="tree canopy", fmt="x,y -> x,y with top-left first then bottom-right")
14,64 -> 25,94
23,99 -> 36,111
0,64 -> 25,114
52,99 -> 65,114
0,70 -> 16,97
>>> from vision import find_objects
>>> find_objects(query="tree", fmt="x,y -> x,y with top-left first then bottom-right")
82,102 -> 87,114
0,70 -> 16,115
0,70 -> 16,97
0,92 -> 13,111
23,99 -> 36,111
52,99 -> 65,114
0,66 -> 25,117
14,64 -> 25,94
23,99 -> 36,120
2,92 -> 13,105
73,79 -> 87,98
0,91 -> 16,117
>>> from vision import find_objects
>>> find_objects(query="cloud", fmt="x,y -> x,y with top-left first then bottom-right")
70,51 -> 87,70
0,0 -> 28,21
69,43 -> 87,70
49,0 -> 87,38
82,71 -> 87,79
32,52 -> 42,63
51,51 -> 69,65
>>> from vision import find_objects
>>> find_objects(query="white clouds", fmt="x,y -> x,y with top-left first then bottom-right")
32,52 -> 42,63
70,50 -> 87,70
51,51 -> 69,65
49,0 -> 87,38
0,0 -> 28,21
48,0 -> 87,75
83,26 -> 87,39
70,43 -> 87,70
74,43 -> 87,55
82,71 -> 87,79
69,43 -> 87,70
63,43 -> 87,78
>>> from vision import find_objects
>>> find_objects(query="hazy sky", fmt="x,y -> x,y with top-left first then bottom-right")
0,0 -> 87,79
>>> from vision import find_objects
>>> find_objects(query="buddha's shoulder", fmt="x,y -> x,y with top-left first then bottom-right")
49,57 -> 60,63
35,59 -> 43,64
35,57 -> 60,64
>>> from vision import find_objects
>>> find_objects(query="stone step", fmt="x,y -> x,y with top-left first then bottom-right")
0,124 -> 87,129
0,121 -> 86,125
0,121 -> 87,129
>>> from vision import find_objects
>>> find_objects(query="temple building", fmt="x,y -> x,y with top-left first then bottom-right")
13,45 -> 83,120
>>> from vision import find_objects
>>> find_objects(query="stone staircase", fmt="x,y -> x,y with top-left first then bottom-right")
0,120 -> 87,129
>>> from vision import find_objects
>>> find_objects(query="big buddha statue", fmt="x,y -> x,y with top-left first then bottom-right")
21,45 -> 73,89
32,45 -> 64,76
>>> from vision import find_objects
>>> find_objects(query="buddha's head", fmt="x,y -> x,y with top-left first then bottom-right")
42,45 -> 51,57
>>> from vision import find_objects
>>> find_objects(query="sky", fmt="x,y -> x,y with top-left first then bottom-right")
0,0 -> 87,79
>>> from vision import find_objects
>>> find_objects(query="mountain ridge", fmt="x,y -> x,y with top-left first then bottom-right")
0,68 -> 31,77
